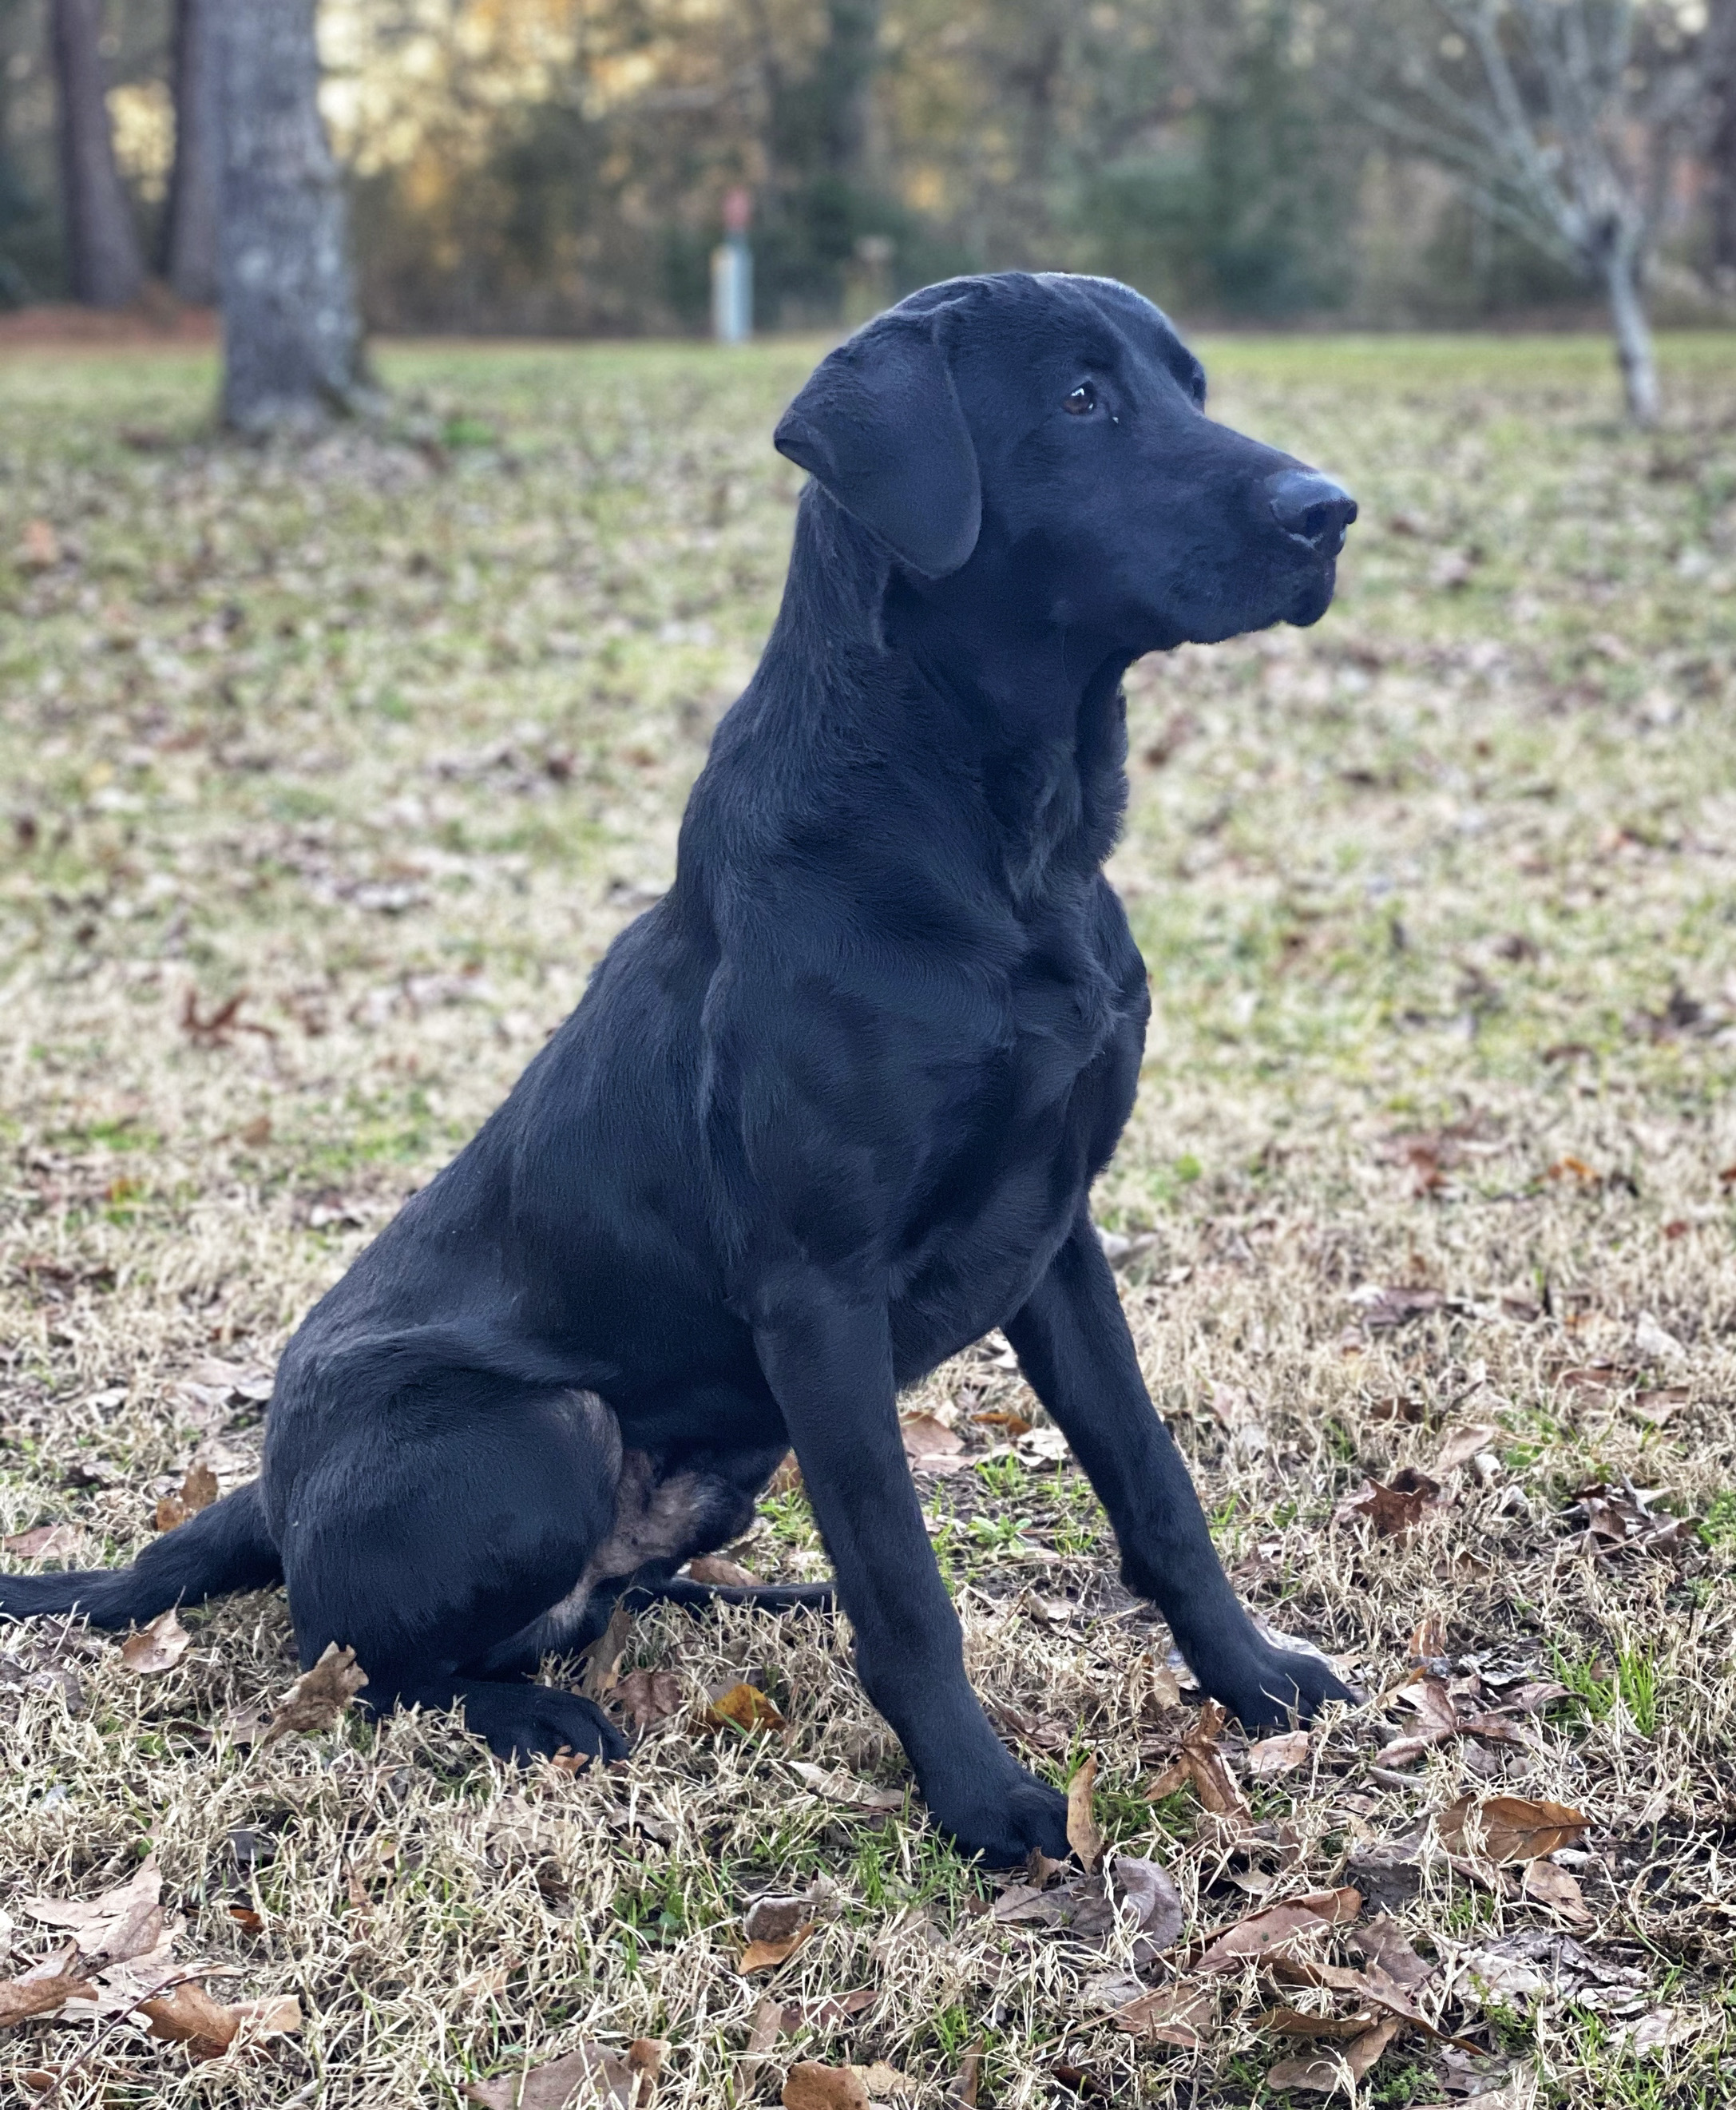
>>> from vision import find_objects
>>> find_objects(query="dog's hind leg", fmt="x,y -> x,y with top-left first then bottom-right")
279,1386 -> 630,1766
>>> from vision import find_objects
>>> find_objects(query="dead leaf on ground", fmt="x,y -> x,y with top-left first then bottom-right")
229,1640 -> 367,1745
948,2039 -> 984,2105
18,518 -> 61,569
1265,2016 -> 1403,2092
1112,1980 -> 1215,2046
739,1923 -> 814,1974
0,1948 -> 98,2030
1520,1859 -> 1592,1924
989,1702 -> 1072,1754
22,1855 -> 165,1965
687,1554 -> 757,1585
1560,1482 -> 1699,1561
1143,1700 -> 1249,1818
139,1979 -> 301,2060
119,1609 -> 191,1676
898,1412 -> 967,1469
970,1408 -> 1031,1437
1434,1423 -> 1500,1475
699,1683 -> 787,1735
464,2037 -> 665,2109
783,2063 -> 870,2109
2,1523 -> 84,1561
1111,1854 -> 1187,1952
154,1462 -> 220,1533
1247,1729 -> 1311,1778
1357,1914 -> 1435,1992
743,1895 -> 810,1945
1066,1755 -> 1103,1872
1332,1467 -> 1445,1540
789,1761 -> 904,1811
1439,1795 -> 1588,1864
1350,1283 -> 1457,1330
612,1668 -> 684,1734
1195,1888 -> 1362,1971
581,1601 -> 635,1700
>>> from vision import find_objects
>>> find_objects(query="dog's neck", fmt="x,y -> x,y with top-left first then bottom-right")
749,490 -> 1132,889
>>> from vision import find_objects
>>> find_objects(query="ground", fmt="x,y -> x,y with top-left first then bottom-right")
1,329 -> 1734,2109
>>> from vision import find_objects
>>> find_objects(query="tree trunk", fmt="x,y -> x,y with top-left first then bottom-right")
216,0 -> 372,434
1602,236 -> 1659,427
161,0 -> 218,304
1709,0 -> 1736,275
50,0 -> 144,307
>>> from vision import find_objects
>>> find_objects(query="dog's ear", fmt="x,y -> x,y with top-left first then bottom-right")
774,307 -> 981,579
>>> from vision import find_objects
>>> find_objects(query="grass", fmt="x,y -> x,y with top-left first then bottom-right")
2,326 -> 1734,2107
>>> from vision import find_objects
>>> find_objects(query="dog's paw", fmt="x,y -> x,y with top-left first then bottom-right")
465,1684 -> 630,1767
929,1766 -> 1072,1868
1212,1644 -> 1357,1733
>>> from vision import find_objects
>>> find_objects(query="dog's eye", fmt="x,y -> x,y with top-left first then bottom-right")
1063,382 -> 1097,417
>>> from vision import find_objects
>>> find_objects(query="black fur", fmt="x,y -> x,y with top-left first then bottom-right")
2,273 -> 1357,1862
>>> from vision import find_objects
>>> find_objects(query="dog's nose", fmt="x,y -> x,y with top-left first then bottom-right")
1266,470 -> 1357,556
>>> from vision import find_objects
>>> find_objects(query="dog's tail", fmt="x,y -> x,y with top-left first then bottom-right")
0,1481 -> 282,1628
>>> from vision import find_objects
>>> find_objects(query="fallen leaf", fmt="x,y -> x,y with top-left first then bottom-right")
700,1683 -> 786,1735
154,1462 -> 220,1533
743,1896 -> 810,1945
464,2037 -> 664,2110
1619,2005 -> 1693,2052
120,1609 -> 191,1675
1409,1612 -> 1448,1663
1110,1855 -> 1186,1950
1350,1283 -> 1453,1329
783,1987 -> 876,2029
581,1601 -> 634,1700
1263,2007 -> 1373,2039
1066,1755 -> 1103,1872
949,2039 -> 984,2105
739,1924 -> 814,1974
1112,1980 -> 1215,2046
736,1997 -> 784,2096
23,1856 -> 164,1965
1265,2016 -> 1402,2092
139,1980 -> 301,2059
788,1761 -> 903,1811
230,1641 -> 367,1745
767,1452 -> 804,1496
1148,1660 -> 1183,1707
1520,1859 -> 1591,1925
612,1668 -> 684,1734
1144,1700 -> 1249,1818
783,2062 -> 870,2109
18,519 -> 61,569
1631,1386 -> 1690,1426
1195,1888 -> 1361,1971
898,1413 -> 967,1469
1357,1914 -> 1434,1992
1247,1729 -> 1311,1778
0,1949 -> 98,2029
1438,1795 -> 1588,1863
687,1555 -> 757,1586
1333,1468 -> 1445,1540
1434,1423 -> 1500,1475
854,2064 -> 910,2098
2,1523 -> 83,1561
1050,2060 -> 1111,2098
969,1409 -> 1030,1437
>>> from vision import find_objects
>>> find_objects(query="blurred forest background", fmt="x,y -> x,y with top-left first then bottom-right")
2,0 -> 1734,342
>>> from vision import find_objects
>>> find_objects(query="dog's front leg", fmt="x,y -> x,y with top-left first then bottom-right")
1005,1212 -> 1355,1731
754,1275 -> 1070,1866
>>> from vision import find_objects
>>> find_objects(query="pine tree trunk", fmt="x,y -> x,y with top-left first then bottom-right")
216,0 -> 371,434
161,0 -> 218,305
50,0 -> 144,307
1603,238 -> 1659,427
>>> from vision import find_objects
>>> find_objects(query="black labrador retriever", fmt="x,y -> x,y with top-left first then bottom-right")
2,272 -> 1357,1865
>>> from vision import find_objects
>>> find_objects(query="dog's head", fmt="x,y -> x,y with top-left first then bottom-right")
775,272 -> 1354,655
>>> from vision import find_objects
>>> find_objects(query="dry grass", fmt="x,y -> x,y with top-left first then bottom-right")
2,330 -> 1735,2108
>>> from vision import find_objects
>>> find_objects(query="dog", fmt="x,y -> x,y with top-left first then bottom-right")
2,272 -> 1357,1866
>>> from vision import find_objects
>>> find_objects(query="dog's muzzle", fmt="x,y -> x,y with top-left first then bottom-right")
1266,470 -> 1357,558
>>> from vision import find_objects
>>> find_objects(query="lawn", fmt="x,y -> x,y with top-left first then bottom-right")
2,327 -> 1734,2109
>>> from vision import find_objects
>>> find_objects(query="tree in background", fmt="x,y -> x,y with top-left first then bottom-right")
1350,0 -> 1706,424
1709,0 -> 1736,280
48,0 -> 142,305
216,0 -> 371,431
161,0 -> 216,303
